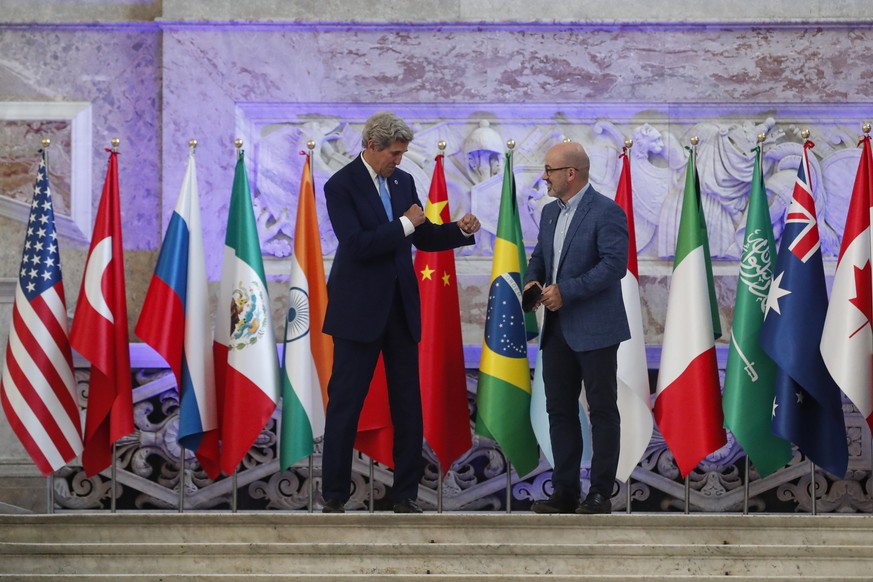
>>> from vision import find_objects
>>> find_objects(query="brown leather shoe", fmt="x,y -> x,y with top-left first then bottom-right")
575,492 -> 612,514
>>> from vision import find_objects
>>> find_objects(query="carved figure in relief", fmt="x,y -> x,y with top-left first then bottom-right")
659,118 -> 780,259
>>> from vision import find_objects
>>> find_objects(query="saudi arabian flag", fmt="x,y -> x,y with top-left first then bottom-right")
280,155 -> 332,470
214,150 -> 280,476
723,146 -> 792,477
475,151 -> 539,478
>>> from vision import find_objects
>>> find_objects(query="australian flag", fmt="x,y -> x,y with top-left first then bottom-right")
759,141 -> 848,477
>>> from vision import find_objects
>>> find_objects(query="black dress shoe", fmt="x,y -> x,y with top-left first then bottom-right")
576,492 -> 612,514
322,499 -> 345,513
393,499 -> 424,513
531,491 -> 578,514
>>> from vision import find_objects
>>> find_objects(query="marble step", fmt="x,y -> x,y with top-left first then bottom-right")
2,541 -> 872,577
1,513 -> 871,578
2,513 -> 871,545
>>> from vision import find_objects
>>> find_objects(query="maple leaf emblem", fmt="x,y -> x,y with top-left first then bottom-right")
849,260 -> 872,338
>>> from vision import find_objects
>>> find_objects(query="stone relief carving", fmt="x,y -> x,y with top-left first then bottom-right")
246,113 -> 864,263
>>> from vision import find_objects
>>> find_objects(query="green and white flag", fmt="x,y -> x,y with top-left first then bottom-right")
723,146 -> 792,477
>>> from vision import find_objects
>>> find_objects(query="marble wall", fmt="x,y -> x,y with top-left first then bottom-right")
0,3 -> 872,506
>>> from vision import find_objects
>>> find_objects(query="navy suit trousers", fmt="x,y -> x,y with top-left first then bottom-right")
541,310 -> 620,498
321,288 -> 423,503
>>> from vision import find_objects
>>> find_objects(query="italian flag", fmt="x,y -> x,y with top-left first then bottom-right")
280,154 -> 332,470
214,150 -> 280,476
654,145 -> 726,477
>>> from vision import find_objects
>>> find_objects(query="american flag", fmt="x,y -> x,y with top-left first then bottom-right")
0,149 -> 83,476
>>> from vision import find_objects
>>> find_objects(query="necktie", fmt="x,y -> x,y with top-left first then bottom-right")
378,176 -> 393,219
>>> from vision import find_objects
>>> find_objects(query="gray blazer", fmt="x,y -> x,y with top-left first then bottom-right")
525,186 -> 631,352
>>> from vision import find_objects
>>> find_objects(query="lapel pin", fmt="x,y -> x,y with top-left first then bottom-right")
394,179 -> 398,185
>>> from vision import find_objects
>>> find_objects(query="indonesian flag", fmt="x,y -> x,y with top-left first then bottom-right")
613,148 -> 654,482
214,150 -> 280,476
654,145 -> 726,477
822,135 -> 873,432
70,149 -> 134,476
280,153 -> 333,470
136,147 -> 218,478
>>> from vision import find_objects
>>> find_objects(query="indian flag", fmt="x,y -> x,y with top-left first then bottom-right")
280,153 -> 332,469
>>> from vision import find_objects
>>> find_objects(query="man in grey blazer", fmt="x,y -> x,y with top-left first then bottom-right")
524,141 -> 630,514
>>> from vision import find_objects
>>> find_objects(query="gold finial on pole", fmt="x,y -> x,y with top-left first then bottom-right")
111,137 -> 120,152
41,138 -> 51,148
234,138 -> 243,149
306,139 -> 316,151
757,132 -> 766,143
801,129 -> 810,140
562,136 -> 572,143
437,140 -> 447,152
188,138 -> 198,149
690,135 -> 699,146
624,137 -> 633,149
863,123 -> 871,135
506,139 -> 516,150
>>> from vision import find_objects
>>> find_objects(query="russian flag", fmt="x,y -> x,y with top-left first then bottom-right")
136,148 -> 218,478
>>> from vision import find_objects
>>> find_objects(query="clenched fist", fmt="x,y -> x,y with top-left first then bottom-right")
457,213 -> 481,234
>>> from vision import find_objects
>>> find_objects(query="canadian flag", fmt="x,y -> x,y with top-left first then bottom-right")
822,135 -> 873,432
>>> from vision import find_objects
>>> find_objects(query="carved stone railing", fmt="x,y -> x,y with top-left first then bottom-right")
52,345 -> 872,513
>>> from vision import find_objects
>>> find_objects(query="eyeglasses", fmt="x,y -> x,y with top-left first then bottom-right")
543,166 -> 577,176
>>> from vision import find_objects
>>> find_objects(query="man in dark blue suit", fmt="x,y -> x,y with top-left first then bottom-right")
524,141 -> 630,514
320,112 -> 480,513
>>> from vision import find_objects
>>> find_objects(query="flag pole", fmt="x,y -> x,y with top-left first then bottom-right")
46,475 -> 54,515
111,442 -> 118,513
308,454 -> 314,513
306,138 -> 317,516
684,474 -> 690,514
505,460 -> 512,514
437,459 -> 443,514
109,137 -> 121,515
368,457 -> 375,513
178,446 -> 185,513
810,460 -> 817,515
232,468 -> 238,513
42,138 -> 57,517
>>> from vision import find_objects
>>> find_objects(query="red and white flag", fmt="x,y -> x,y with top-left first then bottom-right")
614,148 -> 654,482
1,148 -> 83,476
70,149 -> 134,476
822,135 -> 873,432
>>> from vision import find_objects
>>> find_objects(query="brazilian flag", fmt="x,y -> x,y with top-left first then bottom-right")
474,151 -> 539,478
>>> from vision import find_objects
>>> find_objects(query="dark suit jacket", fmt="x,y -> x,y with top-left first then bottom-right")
323,155 -> 473,343
525,186 -> 631,352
